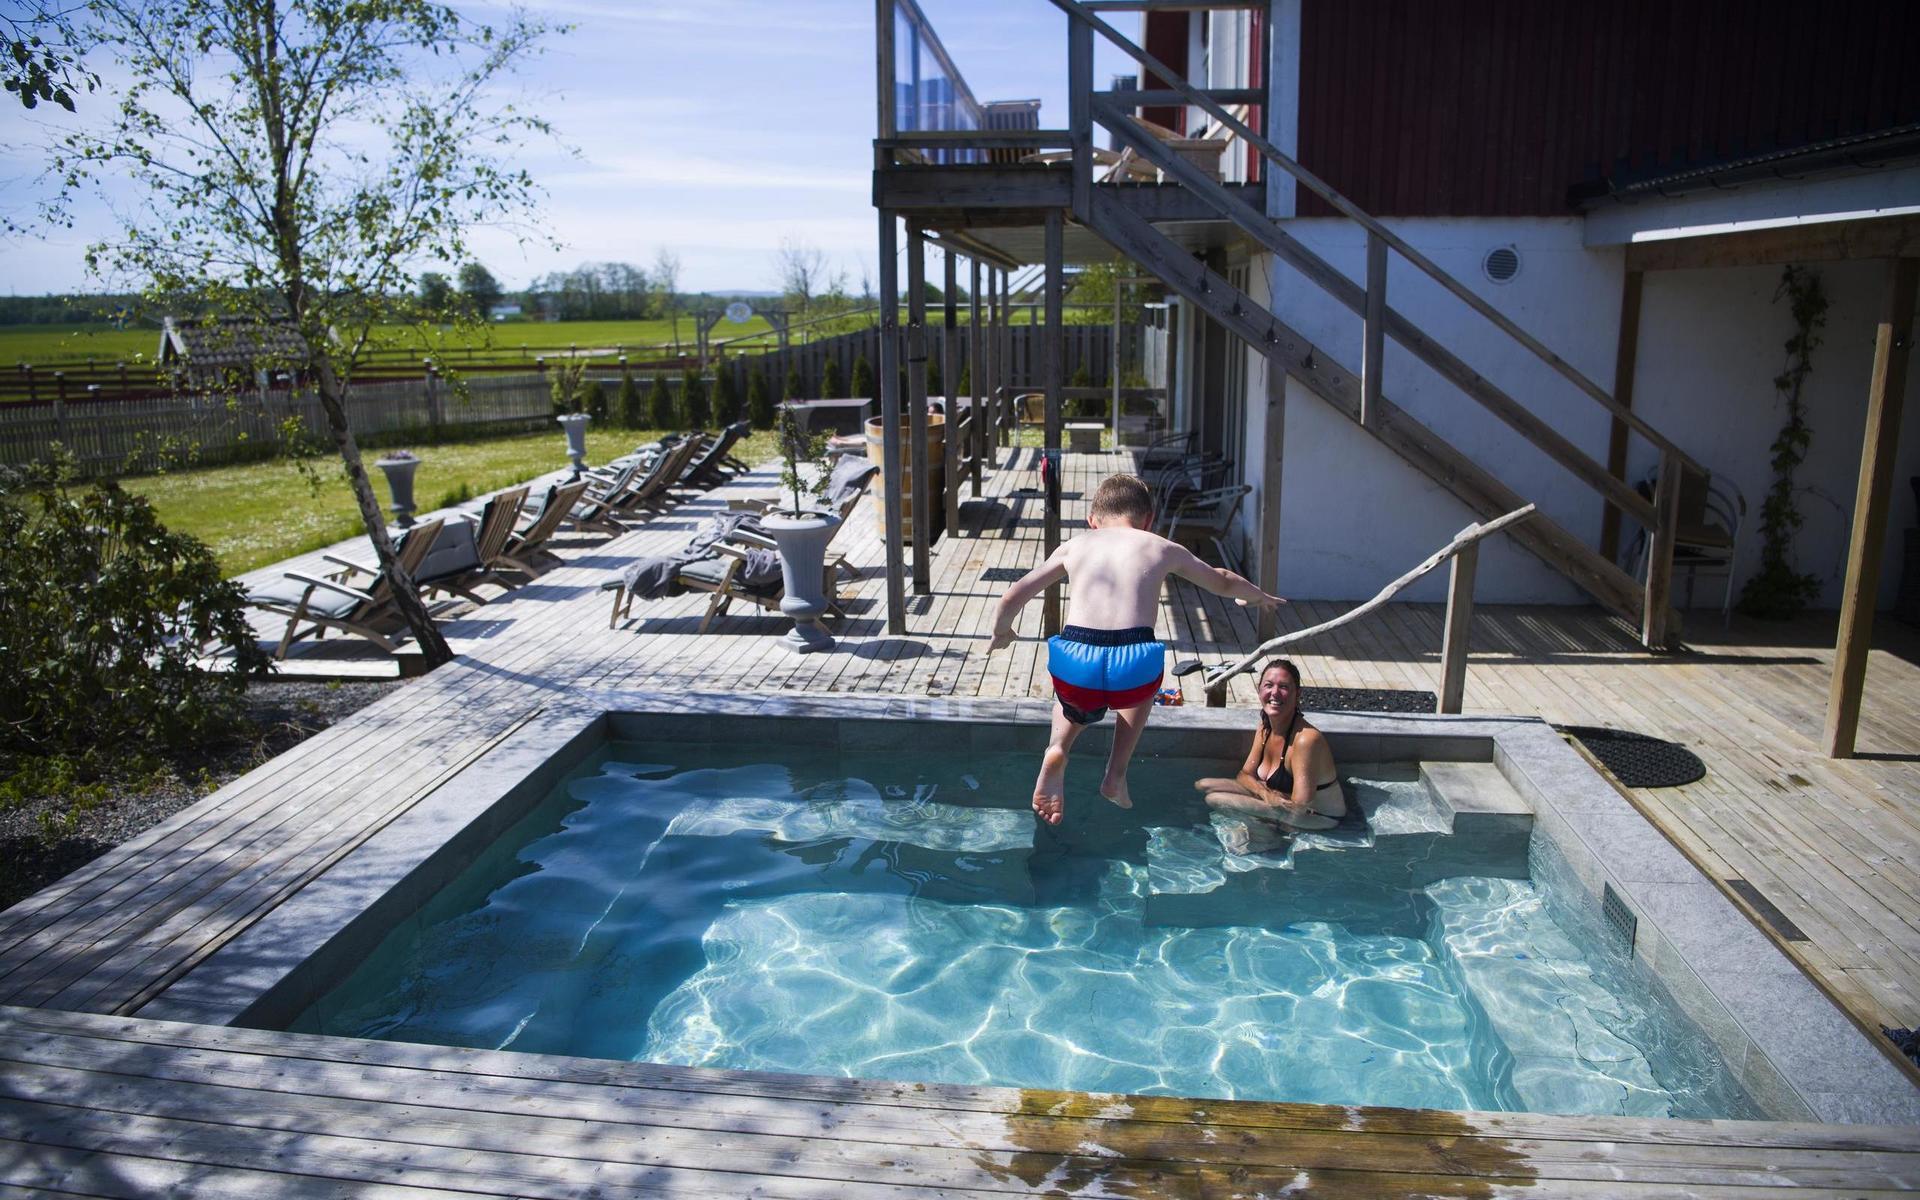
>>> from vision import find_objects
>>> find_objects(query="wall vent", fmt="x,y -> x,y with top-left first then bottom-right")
1482,245 -> 1522,284
1601,882 -> 1637,953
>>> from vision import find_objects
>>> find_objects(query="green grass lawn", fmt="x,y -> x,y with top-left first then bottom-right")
0,316 -> 797,368
124,426 -> 780,577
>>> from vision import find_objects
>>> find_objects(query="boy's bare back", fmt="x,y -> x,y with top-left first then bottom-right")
1057,526 -> 1210,630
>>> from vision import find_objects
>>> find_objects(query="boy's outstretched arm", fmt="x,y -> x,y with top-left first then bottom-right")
1168,544 -> 1287,610
988,546 -> 1068,651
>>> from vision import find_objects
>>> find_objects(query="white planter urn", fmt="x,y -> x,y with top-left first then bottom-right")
763,510 -> 841,653
556,412 -> 591,478
372,456 -> 420,527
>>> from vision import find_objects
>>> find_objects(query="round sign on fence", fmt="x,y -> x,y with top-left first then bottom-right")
724,301 -> 753,324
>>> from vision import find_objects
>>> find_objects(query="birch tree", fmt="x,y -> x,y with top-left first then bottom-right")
47,0 -> 558,667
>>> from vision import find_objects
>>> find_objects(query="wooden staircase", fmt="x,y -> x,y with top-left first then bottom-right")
1055,0 -> 1698,645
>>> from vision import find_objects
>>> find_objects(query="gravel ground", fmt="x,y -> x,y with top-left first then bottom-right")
0,679 -> 408,912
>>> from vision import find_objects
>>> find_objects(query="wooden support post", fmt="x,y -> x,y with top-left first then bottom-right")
970,257 -> 984,496
1111,269 -> 1123,443
875,0 -> 897,138
1439,542 -> 1479,713
1043,211 -> 1065,636
1825,256 -> 1918,758
943,249 -> 961,536
907,223 -> 932,591
876,207 -> 907,634
1640,447 -> 1682,649
1257,354 -> 1285,641
1361,231 -> 1386,429
1068,18 -> 1093,222
999,269 -> 1014,449
1601,270 -> 1644,563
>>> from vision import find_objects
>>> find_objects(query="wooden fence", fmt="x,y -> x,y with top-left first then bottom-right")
0,373 -> 555,478
1,324 -> 1135,478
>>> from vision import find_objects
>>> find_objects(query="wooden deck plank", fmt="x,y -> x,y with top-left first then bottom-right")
3,447 -> 1920,1194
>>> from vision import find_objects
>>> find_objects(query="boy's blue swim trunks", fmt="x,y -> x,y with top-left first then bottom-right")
1047,625 -> 1166,724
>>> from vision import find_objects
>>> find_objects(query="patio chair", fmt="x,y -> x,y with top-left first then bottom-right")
245,518 -> 446,658
528,459 -> 643,535
681,421 -> 753,489
613,435 -> 702,514
606,516 -> 857,633
1016,393 -> 1046,429
423,486 -> 528,600
497,479 -> 590,580
1629,465 -> 1746,627
327,515 -> 494,605
1162,482 -> 1252,573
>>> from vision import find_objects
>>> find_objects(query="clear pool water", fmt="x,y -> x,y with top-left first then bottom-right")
298,743 -> 1758,1118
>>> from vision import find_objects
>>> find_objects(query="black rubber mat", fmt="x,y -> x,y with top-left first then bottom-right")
1882,1026 -> 1920,1069
981,567 -> 1027,583
1301,686 -> 1436,714
1559,725 -> 1707,788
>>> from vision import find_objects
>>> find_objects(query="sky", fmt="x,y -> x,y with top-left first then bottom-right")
0,0 -> 1133,298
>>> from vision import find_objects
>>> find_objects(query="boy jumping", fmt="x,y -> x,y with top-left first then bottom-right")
988,473 -> 1285,825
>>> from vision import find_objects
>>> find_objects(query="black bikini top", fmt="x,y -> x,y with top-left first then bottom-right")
1259,713 -> 1338,795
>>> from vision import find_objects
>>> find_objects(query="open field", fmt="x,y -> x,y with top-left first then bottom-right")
0,301 -> 1119,371
123,425 -> 778,576
0,317 -> 787,368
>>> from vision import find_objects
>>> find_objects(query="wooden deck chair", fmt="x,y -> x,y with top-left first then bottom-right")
681,421 -> 752,489
423,486 -> 528,600
246,518 -> 445,658
545,459 -> 646,535
498,479 -> 589,580
1162,483 -> 1252,573
1016,393 -> 1046,429
615,436 -> 701,514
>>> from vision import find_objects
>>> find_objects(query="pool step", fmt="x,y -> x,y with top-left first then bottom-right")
1420,762 -> 1534,836
1144,768 -> 1531,932
1426,876 -> 1674,1117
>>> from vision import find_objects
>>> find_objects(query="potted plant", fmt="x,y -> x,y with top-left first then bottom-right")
371,448 -> 420,527
764,407 -> 838,653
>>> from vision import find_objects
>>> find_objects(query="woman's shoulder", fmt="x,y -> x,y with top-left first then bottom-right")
1290,720 -> 1328,751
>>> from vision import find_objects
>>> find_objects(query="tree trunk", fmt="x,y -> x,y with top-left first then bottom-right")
313,358 -> 454,668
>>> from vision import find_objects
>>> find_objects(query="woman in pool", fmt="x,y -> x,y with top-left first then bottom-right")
1193,658 -> 1347,832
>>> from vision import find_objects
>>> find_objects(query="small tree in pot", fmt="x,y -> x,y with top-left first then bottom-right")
764,405 -> 838,653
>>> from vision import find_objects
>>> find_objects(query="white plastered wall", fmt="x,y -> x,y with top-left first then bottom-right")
1240,222 -> 1920,609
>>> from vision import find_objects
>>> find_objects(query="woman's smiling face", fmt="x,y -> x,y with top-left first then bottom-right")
1258,667 -> 1297,714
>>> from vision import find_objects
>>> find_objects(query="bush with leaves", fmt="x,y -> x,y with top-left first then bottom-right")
784,365 -> 805,402
850,354 -> 875,400
0,465 -> 269,787
821,356 -> 845,400
618,369 -> 643,429
648,374 -> 677,429
583,378 -> 609,423
712,366 -> 741,425
926,353 -> 943,400
683,369 -> 710,429
748,370 -> 774,430
1739,266 -> 1830,619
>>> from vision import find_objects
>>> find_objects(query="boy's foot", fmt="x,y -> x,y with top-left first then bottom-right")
1098,773 -> 1133,810
1032,746 -> 1069,825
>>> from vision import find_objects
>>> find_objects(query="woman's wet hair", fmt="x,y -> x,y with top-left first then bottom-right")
1262,659 -> 1301,687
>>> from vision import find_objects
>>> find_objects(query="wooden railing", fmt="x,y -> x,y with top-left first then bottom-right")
1048,0 -> 1697,647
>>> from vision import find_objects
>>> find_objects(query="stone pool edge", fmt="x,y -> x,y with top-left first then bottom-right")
142,690 -> 1920,1125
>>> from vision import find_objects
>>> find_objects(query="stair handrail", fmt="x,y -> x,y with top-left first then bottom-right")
1048,0 -> 1699,474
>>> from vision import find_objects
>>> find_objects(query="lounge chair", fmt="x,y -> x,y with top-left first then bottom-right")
525,460 -> 642,535
245,518 -> 445,658
326,516 -> 493,604
421,486 -> 527,600
606,518 -> 855,633
613,435 -> 701,514
498,479 -> 589,580
681,422 -> 753,489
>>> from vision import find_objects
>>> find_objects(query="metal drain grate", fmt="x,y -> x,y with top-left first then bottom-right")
981,567 -> 1028,583
1601,882 -> 1637,953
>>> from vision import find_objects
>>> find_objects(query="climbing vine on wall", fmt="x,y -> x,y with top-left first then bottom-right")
1737,265 -> 1829,620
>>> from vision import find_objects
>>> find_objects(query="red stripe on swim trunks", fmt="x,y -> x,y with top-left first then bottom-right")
1052,675 -> 1162,712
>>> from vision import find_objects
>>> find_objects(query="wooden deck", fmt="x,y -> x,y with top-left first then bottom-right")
2,445 -> 1918,1195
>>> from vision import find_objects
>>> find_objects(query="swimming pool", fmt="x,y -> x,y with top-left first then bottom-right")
287,741 -> 1756,1118
163,695 -> 1918,1126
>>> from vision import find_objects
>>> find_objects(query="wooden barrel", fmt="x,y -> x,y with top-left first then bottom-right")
865,413 -> 946,541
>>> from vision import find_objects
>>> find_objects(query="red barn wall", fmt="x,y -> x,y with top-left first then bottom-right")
1294,0 -> 1920,217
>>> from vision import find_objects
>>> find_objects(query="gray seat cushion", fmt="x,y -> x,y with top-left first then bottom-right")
248,575 -> 367,620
